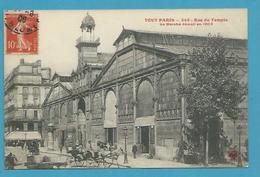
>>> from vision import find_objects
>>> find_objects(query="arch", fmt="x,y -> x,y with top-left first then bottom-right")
60,102 -> 67,119
158,69 -> 181,83
136,77 -> 153,92
49,106 -> 55,120
119,83 -> 133,116
53,104 -> 60,120
67,100 -> 73,121
104,88 -> 116,102
104,91 -> 117,128
77,97 -> 86,115
136,80 -> 154,117
92,92 -> 102,119
158,71 -> 180,112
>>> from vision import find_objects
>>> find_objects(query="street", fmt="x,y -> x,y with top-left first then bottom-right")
5,146 -> 239,169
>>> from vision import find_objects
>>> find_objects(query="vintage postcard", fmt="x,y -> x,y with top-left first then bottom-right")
4,9 -> 248,169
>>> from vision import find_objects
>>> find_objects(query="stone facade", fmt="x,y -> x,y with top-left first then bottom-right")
4,59 -> 51,136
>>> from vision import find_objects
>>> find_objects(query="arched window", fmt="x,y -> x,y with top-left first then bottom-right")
78,97 -> 86,114
49,106 -> 55,121
60,102 -> 67,120
119,84 -> 133,116
67,100 -> 73,122
158,71 -> 180,116
136,80 -> 154,117
104,91 -> 117,128
54,105 -> 59,118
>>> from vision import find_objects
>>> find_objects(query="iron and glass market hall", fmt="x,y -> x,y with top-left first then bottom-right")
42,13 -> 247,160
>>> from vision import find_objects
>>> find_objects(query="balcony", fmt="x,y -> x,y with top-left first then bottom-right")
76,36 -> 100,48
5,105 -> 16,113
22,103 -> 41,109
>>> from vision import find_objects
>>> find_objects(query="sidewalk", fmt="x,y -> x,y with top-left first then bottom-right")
39,147 -> 71,157
117,155 -> 195,168
38,147 -> 240,168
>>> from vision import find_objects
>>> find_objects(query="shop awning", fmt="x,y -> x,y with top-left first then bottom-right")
5,131 -> 42,141
135,116 -> 155,127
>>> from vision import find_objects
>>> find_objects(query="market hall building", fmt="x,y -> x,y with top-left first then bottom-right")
42,13 -> 248,160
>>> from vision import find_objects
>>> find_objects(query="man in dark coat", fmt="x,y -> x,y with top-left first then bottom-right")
132,144 -> 138,159
5,153 -> 17,170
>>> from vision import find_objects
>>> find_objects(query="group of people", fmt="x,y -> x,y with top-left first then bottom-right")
5,152 -> 18,170
67,141 -> 140,161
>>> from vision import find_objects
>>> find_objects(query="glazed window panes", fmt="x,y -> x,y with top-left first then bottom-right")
33,97 -> 39,105
117,51 -> 134,77
33,123 -> 38,131
103,62 -> 116,82
158,71 -> 180,112
54,105 -> 59,119
60,103 -> 67,118
33,87 -> 40,97
92,92 -> 102,119
135,50 -> 154,70
119,84 -> 133,116
22,87 -> 29,96
49,107 -> 54,120
136,80 -> 154,117
103,51 -> 134,82
67,101 -> 73,121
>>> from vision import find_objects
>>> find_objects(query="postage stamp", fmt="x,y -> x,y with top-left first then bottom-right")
4,11 -> 39,54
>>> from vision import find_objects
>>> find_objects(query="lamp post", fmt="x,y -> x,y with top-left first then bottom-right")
204,117 -> 209,166
123,127 -> 128,164
237,125 -> 243,167
47,123 -> 55,150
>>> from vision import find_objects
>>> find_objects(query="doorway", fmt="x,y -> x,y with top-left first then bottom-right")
61,130 -> 65,146
106,128 -> 117,145
141,126 -> 150,153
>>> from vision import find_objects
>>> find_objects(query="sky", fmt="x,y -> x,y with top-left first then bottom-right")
4,9 -> 247,77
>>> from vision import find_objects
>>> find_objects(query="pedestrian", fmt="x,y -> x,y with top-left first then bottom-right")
132,144 -> 138,159
59,144 -> 63,153
228,145 -> 238,162
5,152 -> 17,170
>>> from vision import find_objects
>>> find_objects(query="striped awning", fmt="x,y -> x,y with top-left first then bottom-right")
5,131 -> 42,141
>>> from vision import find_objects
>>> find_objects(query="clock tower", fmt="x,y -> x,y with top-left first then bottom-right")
76,13 -> 101,69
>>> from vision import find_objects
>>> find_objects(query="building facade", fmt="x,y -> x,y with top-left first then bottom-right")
42,14 -> 247,160
5,59 -> 52,141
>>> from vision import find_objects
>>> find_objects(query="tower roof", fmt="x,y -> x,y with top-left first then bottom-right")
80,12 -> 95,32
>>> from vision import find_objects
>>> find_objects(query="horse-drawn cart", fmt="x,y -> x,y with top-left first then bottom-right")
24,155 -> 67,169
67,149 -> 129,168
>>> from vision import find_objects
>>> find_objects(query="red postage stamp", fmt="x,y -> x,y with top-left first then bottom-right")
4,11 -> 39,54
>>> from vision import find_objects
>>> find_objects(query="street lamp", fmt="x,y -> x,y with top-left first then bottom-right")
47,123 -> 55,150
237,125 -> 243,167
123,127 -> 128,164
204,117 -> 209,166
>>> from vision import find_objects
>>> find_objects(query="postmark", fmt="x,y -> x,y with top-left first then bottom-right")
4,11 -> 39,54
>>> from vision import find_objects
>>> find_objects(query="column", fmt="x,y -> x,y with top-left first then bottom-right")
73,99 -> 79,144
88,94 -> 93,141
180,60 -> 186,141
133,78 -> 137,144
115,83 -> 119,144
153,72 -> 158,153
